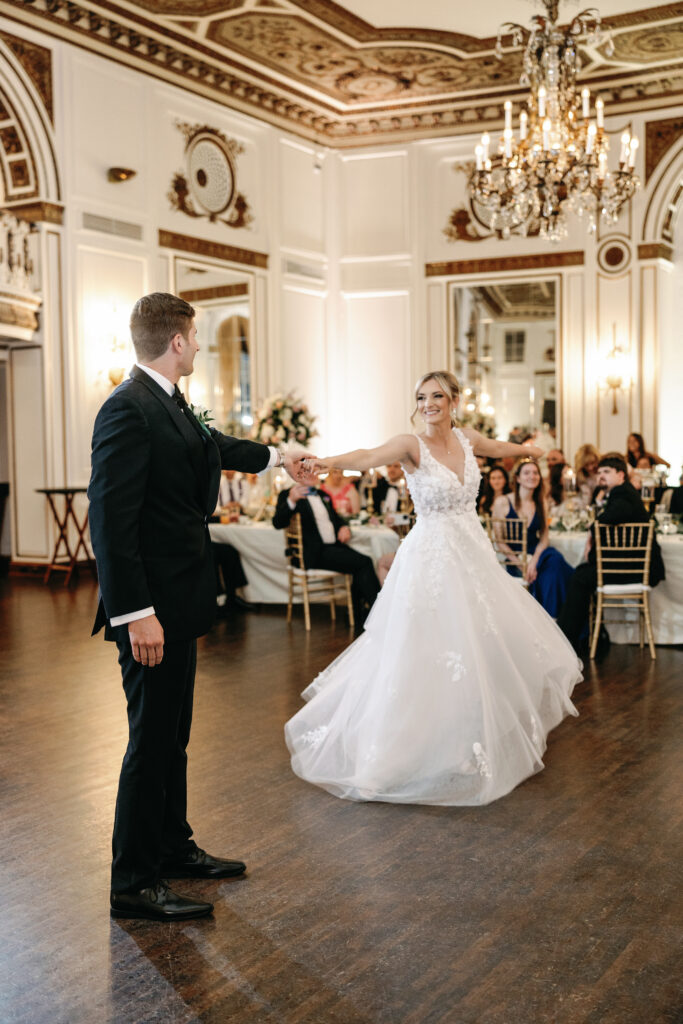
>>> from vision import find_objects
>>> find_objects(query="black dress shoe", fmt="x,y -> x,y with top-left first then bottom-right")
228,594 -> 254,611
162,847 -> 247,879
110,882 -> 213,921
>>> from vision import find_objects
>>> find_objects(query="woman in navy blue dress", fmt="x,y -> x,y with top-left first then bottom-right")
492,458 -> 573,618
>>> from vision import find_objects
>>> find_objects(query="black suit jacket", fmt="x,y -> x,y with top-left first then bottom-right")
589,481 -> 665,586
273,487 -> 345,565
88,366 -> 270,641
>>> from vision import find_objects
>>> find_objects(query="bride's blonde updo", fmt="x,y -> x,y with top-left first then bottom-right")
411,370 -> 461,425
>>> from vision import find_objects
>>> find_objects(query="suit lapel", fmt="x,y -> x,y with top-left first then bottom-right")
129,366 -> 210,498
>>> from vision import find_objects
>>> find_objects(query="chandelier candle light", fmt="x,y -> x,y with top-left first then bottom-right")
469,0 -> 640,241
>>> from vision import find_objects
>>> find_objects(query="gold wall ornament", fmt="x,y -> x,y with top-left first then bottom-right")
107,167 -> 137,182
168,122 -> 253,230
469,0 -> 640,242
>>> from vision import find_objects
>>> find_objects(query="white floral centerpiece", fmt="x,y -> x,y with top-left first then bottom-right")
251,391 -> 318,448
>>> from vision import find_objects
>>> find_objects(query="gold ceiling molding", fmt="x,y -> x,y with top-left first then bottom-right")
637,242 -> 674,261
179,282 -> 249,302
645,115 -> 683,182
0,30 -> 53,123
159,229 -> 268,268
425,252 -> 585,277
5,200 -> 64,224
6,1 -> 683,146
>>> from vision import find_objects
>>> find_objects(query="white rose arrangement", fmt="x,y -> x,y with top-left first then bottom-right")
251,392 -> 318,447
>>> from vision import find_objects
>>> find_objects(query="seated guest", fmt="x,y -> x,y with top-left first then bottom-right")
661,473 -> 683,514
544,444 -> 565,468
273,479 -> 380,626
626,432 -> 670,472
379,461 -> 406,514
557,454 -> 666,653
356,469 -> 386,511
574,444 -> 600,507
546,462 -> 566,518
478,465 -> 511,517
320,466 -> 361,517
217,469 -> 247,509
211,474 -> 250,610
492,458 -> 573,617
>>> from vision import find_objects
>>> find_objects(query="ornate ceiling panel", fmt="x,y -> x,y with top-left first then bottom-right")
5,0 -> 683,146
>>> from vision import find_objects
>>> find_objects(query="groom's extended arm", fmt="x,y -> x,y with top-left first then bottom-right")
209,429 -> 311,482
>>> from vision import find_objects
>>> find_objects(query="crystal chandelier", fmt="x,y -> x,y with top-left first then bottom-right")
468,0 -> 640,242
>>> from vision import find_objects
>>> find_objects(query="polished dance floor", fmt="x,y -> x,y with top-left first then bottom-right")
1,576 -> 681,1024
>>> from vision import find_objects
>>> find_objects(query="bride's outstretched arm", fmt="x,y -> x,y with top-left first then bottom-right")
314,434 -> 419,473
460,427 -> 543,461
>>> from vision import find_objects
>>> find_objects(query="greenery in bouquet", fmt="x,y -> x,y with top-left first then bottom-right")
251,392 -> 318,447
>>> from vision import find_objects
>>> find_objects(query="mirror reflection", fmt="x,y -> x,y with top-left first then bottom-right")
176,259 -> 253,436
451,279 -> 558,443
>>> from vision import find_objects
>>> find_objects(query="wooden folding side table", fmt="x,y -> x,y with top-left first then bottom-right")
36,487 -> 95,585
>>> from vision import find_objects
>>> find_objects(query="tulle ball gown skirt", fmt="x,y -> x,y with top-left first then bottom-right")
285,510 -> 582,806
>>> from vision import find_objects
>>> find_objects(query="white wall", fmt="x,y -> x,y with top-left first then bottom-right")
3,12 -> 683,561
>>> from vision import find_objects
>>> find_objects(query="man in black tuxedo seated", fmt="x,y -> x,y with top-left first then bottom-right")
557,454 -> 665,654
273,480 -> 380,626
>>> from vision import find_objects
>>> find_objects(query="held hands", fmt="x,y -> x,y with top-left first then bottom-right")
284,452 -> 322,485
521,443 -> 544,460
129,613 -> 164,667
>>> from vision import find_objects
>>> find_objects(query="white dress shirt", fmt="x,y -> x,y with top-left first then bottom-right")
287,491 -> 336,544
111,363 -> 279,627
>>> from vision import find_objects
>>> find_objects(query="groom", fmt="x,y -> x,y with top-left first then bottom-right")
88,292 -> 309,921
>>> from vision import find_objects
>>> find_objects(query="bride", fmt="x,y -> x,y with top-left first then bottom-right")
285,371 -> 582,806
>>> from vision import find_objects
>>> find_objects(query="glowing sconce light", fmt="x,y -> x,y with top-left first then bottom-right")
600,323 -> 632,415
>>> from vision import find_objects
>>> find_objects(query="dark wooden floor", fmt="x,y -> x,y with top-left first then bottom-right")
1,576 -> 681,1024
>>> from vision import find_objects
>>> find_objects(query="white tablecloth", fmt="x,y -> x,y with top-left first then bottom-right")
549,531 -> 683,645
209,520 -> 400,604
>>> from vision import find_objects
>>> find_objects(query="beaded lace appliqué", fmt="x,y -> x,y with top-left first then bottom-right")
301,725 -> 329,748
473,742 -> 492,779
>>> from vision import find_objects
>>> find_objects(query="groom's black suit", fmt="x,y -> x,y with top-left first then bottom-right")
88,366 -> 270,893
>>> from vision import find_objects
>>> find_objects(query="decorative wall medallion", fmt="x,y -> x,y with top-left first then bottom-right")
597,238 -> 632,274
168,121 -> 253,229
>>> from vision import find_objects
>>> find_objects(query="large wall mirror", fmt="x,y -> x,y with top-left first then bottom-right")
450,278 -> 559,443
175,257 -> 253,436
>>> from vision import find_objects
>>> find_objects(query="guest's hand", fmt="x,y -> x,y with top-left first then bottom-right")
337,525 -> 351,544
288,483 -> 310,503
525,561 -> 538,584
129,614 -> 164,667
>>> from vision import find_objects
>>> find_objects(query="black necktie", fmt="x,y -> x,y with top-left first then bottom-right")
173,387 -> 208,444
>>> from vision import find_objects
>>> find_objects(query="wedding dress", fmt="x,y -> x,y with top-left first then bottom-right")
285,430 -> 582,805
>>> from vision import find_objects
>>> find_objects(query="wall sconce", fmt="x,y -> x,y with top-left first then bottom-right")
107,167 -> 137,182
600,323 -> 632,415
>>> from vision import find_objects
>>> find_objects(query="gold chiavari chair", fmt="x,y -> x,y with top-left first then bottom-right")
284,514 -> 354,631
590,520 -> 656,660
484,515 -> 529,584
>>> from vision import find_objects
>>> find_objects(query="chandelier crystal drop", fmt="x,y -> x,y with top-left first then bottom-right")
468,0 -> 640,242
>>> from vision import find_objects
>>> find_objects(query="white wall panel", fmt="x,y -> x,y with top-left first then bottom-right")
341,152 -> 409,258
280,286 -> 328,447
68,54 -> 148,212
10,349 -> 48,558
279,140 -> 325,255
333,293 -> 412,454
72,246 -> 147,484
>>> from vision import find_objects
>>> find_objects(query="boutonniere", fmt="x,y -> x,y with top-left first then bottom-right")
189,404 -> 213,428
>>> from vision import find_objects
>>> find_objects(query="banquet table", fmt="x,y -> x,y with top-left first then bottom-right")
549,530 -> 683,645
209,519 -> 400,604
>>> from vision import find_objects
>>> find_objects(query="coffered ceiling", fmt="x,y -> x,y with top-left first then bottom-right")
5,0 -> 683,145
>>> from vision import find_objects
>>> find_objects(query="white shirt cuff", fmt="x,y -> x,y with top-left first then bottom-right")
266,446 -> 281,470
287,497 -> 297,511
110,606 -> 155,627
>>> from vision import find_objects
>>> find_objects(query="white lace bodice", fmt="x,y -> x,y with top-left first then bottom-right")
404,429 -> 481,517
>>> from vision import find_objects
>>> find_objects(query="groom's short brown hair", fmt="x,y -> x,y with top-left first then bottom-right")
130,292 -> 195,361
